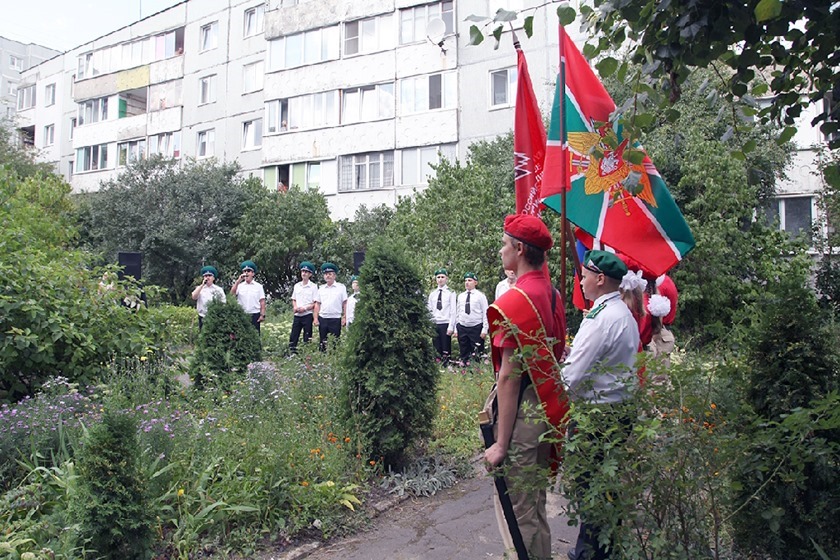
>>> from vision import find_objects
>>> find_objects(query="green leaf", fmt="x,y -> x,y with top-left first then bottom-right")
464,14 -> 489,23
624,150 -> 646,165
492,25 -> 503,50
582,43 -> 598,59
754,0 -> 782,22
634,112 -> 655,128
777,125 -> 797,144
751,82 -> 769,96
524,16 -> 534,38
557,5 -> 576,26
468,25 -> 484,46
494,8 -> 519,22
596,56 -> 619,78
742,139 -> 757,154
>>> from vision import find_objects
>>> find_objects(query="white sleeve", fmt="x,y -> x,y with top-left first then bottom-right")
562,321 -> 602,397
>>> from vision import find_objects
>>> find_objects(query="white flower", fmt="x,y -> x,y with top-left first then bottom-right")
647,294 -> 671,317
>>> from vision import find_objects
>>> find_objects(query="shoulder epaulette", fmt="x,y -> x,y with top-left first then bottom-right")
585,302 -> 606,319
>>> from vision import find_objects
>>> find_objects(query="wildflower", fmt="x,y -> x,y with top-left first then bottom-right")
177,488 -> 185,497
710,402 -> 717,410
369,460 -> 376,466
301,481 -> 309,487
344,436 -> 351,443
139,355 -> 148,362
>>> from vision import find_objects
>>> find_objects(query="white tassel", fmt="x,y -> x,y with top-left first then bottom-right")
647,294 -> 671,317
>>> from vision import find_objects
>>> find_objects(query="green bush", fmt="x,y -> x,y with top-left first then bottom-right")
190,299 -> 261,389
75,410 -> 153,560
340,238 -> 438,468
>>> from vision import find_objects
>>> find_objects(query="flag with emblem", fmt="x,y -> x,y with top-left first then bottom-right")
513,41 -> 546,216
541,26 -> 695,277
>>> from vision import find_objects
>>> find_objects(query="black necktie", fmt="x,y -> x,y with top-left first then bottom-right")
436,289 -> 443,310
465,291 -> 471,315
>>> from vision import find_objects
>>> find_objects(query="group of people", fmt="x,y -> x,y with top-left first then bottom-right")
191,259 -> 361,352
479,213 -> 677,560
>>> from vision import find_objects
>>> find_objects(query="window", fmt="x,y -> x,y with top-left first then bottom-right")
69,117 -> 76,140
199,75 -> 216,104
307,162 -> 321,189
9,55 -> 23,70
242,119 -> 263,149
44,84 -> 56,106
490,67 -> 517,107
154,27 -> 185,60
401,144 -> 456,184
75,144 -> 109,172
78,97 -> 108,125
117,139 -> 146,166
6,81 -> 16,96
764,196 -> 815,241
824,89 -> 839,144
149,131 -> 181,158
342,83 -> 394,123
267,26 -> 340,71
243,61 -> 264,93
77,52 -> 98,80
345,14 -> 394,56
244,5 -> 265,37
200,22 -> 219,51
197,129 -> 215,158
266,91 -> 339,132
400,1 -> 454,44
339,151 -> 394,191
43,124 -> 55,146
17,85 -> 35,110
121,40 -> 145,68
400,72 -> 456,114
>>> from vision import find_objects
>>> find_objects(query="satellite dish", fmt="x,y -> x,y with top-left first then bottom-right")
426,18 -> 447,45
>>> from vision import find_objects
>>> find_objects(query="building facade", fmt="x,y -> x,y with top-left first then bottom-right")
0,36 -> 60,122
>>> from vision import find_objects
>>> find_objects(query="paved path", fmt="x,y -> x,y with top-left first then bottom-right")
297,469 -> 578,560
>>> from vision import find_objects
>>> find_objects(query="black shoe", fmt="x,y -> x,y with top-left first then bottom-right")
567,549 -> 577,560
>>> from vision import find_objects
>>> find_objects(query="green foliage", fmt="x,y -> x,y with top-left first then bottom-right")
190,299 -> 261,390
79,156 -> 264,303
75,410 -> 153,560
234,185 -> 336,300
0,120 -> 58,180
341,237 -> 439,468
815,148 -> 840,312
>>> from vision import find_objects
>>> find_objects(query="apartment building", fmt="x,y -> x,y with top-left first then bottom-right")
0,36 -> 60,121
13,0 -> 831,231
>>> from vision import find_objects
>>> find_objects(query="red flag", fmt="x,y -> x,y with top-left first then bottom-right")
513,44 -> 546,216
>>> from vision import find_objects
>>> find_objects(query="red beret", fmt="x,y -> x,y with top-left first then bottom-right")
504,214 -> 553,251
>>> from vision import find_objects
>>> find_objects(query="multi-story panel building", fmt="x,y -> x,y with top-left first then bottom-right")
0,36 -> 60,122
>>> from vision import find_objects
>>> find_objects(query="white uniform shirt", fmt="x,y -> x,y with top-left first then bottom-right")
427,286 -> 457,330
495,279 -> 515,301
196,284 -> 226,317
291,281 -> 320,316
235,280 -> 265,314
318,282 -> 347,318
456,289 -> 489,334
562,291 -> 639,403
346,293 -> 359,324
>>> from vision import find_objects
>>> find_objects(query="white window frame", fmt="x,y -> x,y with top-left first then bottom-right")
43,124 -> 55,146
149,131 -> 181,159
342,83 -> 395,123
344,14 -> 394,56
199,75 -> 217,104
197,129 -> 215,158
242,61 -> 264,93
399,1 -> 454,44
399,72 -> 457,114
117,138 -> 147,167
490,67 -> 518,108
6,81 -> 17,96
78,97 -> 108,125
267,26 -> 340,71
243,4 -> 265,37
10,55 -> 23,70
75,143 -> 109,172
765,196 -> 816,240
200,22 -> 219,52
338,151 -> 395,191
17,85 -> 36,110
44,84 -> 56,107
69,117 -> 77,140
401,144 -> 456,185
267,90 -> 339,132
242,118 -> 263,150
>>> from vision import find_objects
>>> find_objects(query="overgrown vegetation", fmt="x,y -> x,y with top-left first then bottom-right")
190,299 -> 261,390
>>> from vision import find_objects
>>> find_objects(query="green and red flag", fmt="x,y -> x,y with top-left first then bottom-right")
542,27 -> 695,277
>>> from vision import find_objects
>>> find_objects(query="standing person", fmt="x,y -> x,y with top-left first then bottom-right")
562,250 -> 639,560
313,262 -> 347,350
191,265 -> 226,330
495,269 -> 517,301
455,272 -> 489,365
646,274 -> 678,366
484,214 -> 567,560
346,275 -> 360,325
427,268 -> 457,365
289,261 -> 320,353
231,260 -> 265,331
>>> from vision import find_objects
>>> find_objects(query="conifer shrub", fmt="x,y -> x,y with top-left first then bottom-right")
190,299 -> 261,389
340,238 -> 438,468
75,410 -> 153,560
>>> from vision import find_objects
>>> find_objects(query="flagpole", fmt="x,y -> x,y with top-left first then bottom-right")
558,26 -> 569,298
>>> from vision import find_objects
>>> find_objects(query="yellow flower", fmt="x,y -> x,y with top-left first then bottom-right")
177,488 -> 185,497
139,355 -> 148,362
301,481 -> 309,487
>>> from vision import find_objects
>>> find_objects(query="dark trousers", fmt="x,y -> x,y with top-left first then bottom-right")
318,317 -> 341,351
249,312 -> 261,332
456,323 -> 485,364
432,323 -> 452,364
289,314 -> 314,353
198,315 -> 204,330
569,413 -> 633,560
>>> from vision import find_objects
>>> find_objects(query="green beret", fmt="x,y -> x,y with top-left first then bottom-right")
434,268 -> 448,277
350,275 -> 359,282
200,265 -> 218,277
321,262 -> 338,273
299,261 -> 316,273
240,260 -> 258,273
463,272 -> 478,281
583,250 -> 627,281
